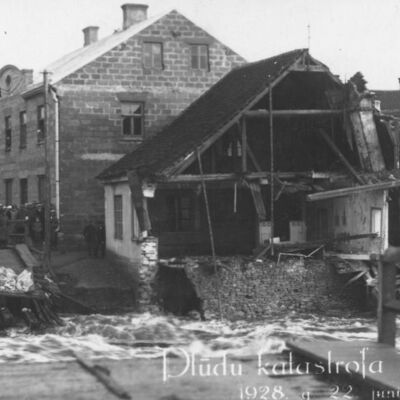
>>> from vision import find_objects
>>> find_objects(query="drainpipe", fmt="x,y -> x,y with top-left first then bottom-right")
50,86 -> 60,224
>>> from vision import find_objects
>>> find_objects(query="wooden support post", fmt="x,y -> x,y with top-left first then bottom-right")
318,129 -> 365,185
241,119 -> 247,173
196,150 -> 222,320
269,83 -> 275,256
377,248 -> 399,346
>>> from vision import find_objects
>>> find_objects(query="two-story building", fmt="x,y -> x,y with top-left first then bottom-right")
0,3 -> 245,244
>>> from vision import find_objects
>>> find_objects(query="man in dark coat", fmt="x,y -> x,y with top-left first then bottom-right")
83,221 -> 97,257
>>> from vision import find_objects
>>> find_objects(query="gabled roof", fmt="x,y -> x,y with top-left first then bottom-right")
28,9 -> 173,87
373,90 -> 400,117
98,48 -> 311,181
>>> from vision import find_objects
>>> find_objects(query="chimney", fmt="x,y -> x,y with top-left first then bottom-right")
122,4 -> 148,29
82,26 -> 99,46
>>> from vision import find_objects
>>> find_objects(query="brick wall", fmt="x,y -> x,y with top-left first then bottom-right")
55,10 -> 245,239
0,92 -> 57,207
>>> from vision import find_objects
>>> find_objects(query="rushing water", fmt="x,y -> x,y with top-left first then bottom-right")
0,312 -> 393,363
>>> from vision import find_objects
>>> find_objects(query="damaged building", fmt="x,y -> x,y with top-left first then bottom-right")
98,48 -> 400,266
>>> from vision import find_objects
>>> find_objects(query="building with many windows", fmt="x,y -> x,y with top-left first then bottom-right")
0,3 -> 245,243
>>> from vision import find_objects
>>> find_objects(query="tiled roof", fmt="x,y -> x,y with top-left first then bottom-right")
98,48 -> 308,180
373,90 -> 400,117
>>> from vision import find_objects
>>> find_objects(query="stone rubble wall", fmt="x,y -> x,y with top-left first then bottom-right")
182,256 -> 366,320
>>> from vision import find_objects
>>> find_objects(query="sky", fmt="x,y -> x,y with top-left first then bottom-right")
0,0 -> 399,89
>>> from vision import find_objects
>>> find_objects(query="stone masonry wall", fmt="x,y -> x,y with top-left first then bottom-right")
179,257 -> 366,320
56,10 -> 245,238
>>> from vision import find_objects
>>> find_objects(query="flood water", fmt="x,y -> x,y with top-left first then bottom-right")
0,312 -> 393,363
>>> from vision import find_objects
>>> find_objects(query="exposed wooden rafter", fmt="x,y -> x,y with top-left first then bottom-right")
244,109 -> 343,118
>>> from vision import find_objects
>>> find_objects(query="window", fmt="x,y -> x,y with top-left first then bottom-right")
19,111 -> 27,149
37,105 -> 45,143
114,195 -> 123,239
371,208 -> 382,236
20,178 -> 28,205
166,194 -> 194,232
5,116 -> 11,152
143,42 -> 163,69
121,103 -> 144,137
4,179 -> 13,205
190,44 -> 209,70
37,175 -> 45,203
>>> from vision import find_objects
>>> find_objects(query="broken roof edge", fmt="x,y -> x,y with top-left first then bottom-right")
97,48 -> 310,182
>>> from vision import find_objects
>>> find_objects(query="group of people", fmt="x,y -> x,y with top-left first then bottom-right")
0,203 -> 59,249
83,220 -> 106,258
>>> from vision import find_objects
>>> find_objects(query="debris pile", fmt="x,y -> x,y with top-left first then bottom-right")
0,266 -> 34,293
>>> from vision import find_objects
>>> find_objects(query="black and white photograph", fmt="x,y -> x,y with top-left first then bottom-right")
0,0 -> 399,398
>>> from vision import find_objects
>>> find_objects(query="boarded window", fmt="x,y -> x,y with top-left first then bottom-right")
5,116 -> 11,152
121,103 -> 144,137
190,44 -> 209,70
143,42 -> 163,69
371,207 -> 382,236
20,178 -> 28,205
37,105 -> 45,143
37,175 -> 45,203
114,195 -> 123,239
19,111 -> 27,149
5,179 -> 12,205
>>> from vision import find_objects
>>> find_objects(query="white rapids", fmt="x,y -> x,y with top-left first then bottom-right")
0,312 -> 392,363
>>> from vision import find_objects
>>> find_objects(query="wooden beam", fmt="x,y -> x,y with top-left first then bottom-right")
164,53 -> 306,177
162,171 -> 347,184
244,109 -> 342,118
384,300 -> 400,313
241,119 -> 247,172
378,251 -> 398,346
307,180 -> 400,202
318,128 -> 365,185
246,145 -> 262,172
289,65 -> 329,73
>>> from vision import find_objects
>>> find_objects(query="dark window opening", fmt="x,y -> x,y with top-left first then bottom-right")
5,179 -> 13,205
114,195 -> 123,239
37,105 -> 45,143
166,194 -> 194,232
5,116 -> 11,152
143,42 -> 163,69
190,44 -> 209,70
19,111 -> 27,149
121,103 -> 144,137
20,178 -> 28,205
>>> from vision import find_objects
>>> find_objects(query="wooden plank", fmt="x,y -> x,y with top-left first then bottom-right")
248,182 -> 266,220
244,109 -> 342,118
15,243 -> 40,269
307,180 -> 400,201
325,252 -> 371,261
318,128 -> 365,185
288,339 -> 400,390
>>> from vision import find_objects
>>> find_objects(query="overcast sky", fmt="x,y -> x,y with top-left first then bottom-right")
0,0 -> 399,89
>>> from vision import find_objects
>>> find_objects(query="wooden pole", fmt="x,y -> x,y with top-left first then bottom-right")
43,71 -> 53,277
269,83 -> 275,256
377,248 -> 399,346
196,149 -> 222,320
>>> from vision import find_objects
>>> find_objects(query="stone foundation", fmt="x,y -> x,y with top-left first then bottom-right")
166,256 -> 366,320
